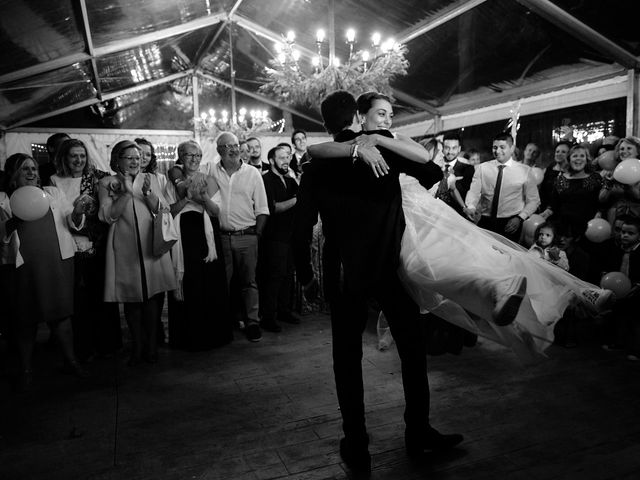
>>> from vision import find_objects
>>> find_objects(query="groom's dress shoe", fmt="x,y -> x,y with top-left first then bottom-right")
339,437 -> 371,478
492,275 -> 527,326
405,427 -> 464,458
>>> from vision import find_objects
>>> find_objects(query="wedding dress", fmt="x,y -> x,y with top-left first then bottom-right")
397,173 -> 599,362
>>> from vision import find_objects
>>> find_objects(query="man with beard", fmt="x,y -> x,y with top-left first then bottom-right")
259,146 -> 300,332
246,137 -> 270,173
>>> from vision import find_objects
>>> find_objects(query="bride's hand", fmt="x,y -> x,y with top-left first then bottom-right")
447,175 -> 463,190
358,145 -> 389,178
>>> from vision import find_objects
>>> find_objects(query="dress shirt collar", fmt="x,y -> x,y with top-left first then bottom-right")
443,158 -> 457,170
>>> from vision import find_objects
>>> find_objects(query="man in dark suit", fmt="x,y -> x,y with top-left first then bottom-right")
435,132 -> 475,216
294,90 -> 462,478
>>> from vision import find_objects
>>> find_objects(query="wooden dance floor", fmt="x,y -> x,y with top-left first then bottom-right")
1,310 -> 639,479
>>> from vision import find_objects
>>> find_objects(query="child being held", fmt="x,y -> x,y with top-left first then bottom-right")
528,222 -> 570,271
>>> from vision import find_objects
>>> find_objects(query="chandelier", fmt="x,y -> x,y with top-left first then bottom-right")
195,106 -> 285,141
259,27 -> 409,110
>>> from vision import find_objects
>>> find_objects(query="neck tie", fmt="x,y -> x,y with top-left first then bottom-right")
620,251 -> 630,278
490,164 -> 505,219
436,164 -> 450,199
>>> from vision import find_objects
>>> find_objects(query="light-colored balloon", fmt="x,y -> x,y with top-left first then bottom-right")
612,158 -> 640,185
600,271 -> 632,299
530,167 -> 544,185
9,186 -> 50,221
585,218 -> 611,243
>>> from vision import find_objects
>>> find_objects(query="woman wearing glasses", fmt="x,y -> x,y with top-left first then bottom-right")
165,140 -> 233,350
98,140 -> 176,365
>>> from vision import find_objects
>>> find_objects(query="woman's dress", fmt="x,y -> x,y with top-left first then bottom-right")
549,173 -> 603,234
398,174 -> 598,362
165,184 -> 233,350
14,209 -> 74,325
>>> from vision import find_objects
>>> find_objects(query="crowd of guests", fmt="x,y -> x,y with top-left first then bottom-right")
427,132 -> 639,358
0,127 -> 638,391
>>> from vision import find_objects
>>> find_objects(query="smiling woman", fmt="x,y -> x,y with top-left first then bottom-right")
0,153 -> 87,389
542,144 -> 603,235
50,139 -> 122,362
98,140 -> 176,366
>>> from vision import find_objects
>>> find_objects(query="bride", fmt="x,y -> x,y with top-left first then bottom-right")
308,91 -> 610,362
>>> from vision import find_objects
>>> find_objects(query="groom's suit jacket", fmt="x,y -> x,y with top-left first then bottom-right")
294,129 -> 442,298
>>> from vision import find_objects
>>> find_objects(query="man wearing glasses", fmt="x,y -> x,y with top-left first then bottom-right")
210,132 -> 270,342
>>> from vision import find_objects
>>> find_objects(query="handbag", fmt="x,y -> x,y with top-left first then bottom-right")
152,211 -> 179,257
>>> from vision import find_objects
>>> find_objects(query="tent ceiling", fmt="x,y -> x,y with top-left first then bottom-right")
1,0 -> 638,131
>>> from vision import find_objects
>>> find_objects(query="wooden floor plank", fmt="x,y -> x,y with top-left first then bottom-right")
2,310 -> 640,479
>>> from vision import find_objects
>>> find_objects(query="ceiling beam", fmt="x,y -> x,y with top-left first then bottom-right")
394,63 -> 627,127
397,0 -> 488,44
0,53 -> 91,85
101,70 -> 193,101
93,13 -> 226,57
8,98 -> 100,129
7,70 -> 193,129
78,0 -> 102,100
392,89 -> 440,115
517,0 -> 640,69
198,72 -> 323,126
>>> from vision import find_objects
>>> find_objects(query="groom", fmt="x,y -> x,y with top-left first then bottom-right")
294,90 -> 463,477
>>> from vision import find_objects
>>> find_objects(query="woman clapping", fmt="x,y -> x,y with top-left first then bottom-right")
98,140 -> 176,365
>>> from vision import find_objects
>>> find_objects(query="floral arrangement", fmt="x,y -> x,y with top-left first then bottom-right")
259,45 -> 409,110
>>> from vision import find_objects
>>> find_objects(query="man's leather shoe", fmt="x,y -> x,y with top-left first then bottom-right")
405,427 -> 463,458
339,437 -> 371,478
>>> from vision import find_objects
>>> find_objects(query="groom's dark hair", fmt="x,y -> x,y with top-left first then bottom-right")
320,90 -> 357,135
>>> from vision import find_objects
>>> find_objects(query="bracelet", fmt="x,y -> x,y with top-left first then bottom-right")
352,144 -> 359,160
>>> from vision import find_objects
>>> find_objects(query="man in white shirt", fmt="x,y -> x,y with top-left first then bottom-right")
211,132 -> 270,342
464,132 -> 540,242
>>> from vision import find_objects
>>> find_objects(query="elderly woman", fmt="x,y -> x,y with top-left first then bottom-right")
98,140 -> 176,365
165,140 -> 232,350
540,145 -> 603,234
539,140 -> 573,213
135,137 -> 169,345
51,139 -> 121,361
600,136 -> 640,224
0,153 -> 86,389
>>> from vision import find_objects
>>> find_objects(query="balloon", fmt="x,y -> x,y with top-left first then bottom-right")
9,186 -> 50,221
612,158 -> 640,185
521,213 -> 545,247
597,150 -> 618,171
530,167 -> 544,185
584,218 -> 611,243
600,271 -> 632,299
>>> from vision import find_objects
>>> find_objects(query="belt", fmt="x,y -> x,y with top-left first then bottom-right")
221,226 -> 257,236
